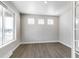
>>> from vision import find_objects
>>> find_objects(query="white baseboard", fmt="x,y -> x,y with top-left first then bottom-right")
4,41 -> 58,58
4,40 -> 72,58
20,41 -> 58,44
21,41 -> 72,48
3,42 -> 21,58
2,41 -> 58,58
12,42 -> 21,52
3,50 -> 13,58
59,41 -> 72,48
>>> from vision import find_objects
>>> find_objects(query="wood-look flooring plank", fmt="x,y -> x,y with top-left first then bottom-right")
10,43 -> 71,58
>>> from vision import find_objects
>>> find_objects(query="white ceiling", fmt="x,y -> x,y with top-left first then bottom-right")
11,1 -> 72,16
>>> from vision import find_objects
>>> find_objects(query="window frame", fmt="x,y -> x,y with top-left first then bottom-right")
27,18 -> 35,24
0,2 -> 15,48
47,19 -> 54,25
38,19 -> 44,24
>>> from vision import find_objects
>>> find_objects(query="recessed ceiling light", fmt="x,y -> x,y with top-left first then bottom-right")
44,1 -> 47,4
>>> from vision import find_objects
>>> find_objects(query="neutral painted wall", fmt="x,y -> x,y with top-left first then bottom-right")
0,1 -> 20,57
76,4 -> 79,52
59,8 -> 73,48
21,14 -> 59,43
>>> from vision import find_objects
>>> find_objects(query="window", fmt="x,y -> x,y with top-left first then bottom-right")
38,19 -> 44,24
76,17 -> 79,24
0,5 -> 2,45
47,19 -> 54,25
0,4 -> 15,47
28,18 -> 35,24
3,8 -> 14,44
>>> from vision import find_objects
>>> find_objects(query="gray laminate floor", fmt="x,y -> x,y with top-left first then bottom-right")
10,43 -> 71,58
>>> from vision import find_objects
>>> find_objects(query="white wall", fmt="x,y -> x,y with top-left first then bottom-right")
0,1 -> 20,57
59,7 -> 73,48
75,3 -> 79,52
21,14 -> 59,43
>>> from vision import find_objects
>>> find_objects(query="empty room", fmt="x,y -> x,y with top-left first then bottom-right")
0,1 -> 79,58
